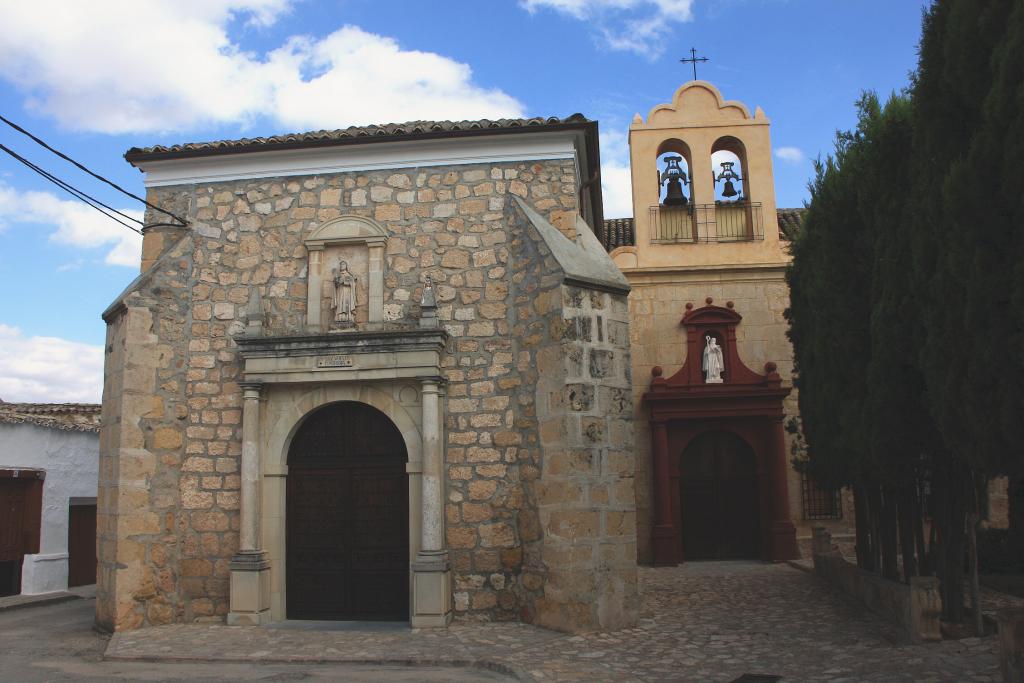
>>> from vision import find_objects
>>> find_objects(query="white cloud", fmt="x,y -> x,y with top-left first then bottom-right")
774,146 -> 805,164
0,182 -> 142,267
521,0 -> 695,57
0,325 -> 103,403
600,129 -> 635,219
0,1 -> 524,134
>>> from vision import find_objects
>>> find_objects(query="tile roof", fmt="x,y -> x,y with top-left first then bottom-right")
125,115 -> 594,164
0,401 -> 101,433
601,208 -> 805,251
603,218 -> 636,252
776,208 -> 806,241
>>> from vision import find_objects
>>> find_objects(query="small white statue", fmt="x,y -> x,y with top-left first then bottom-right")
703,335 -> 724,383
332,260 -> 357,325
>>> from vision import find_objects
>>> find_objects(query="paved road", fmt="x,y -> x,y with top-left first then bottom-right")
0,598 -> 510,682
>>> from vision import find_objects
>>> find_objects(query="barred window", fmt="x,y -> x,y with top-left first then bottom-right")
801,473 -> 842,520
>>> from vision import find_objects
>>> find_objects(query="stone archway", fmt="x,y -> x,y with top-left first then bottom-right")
286,401 -> 409,620
679,431 -> 760,560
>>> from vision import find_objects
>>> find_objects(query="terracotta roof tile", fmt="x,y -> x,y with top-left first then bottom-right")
776,208 -> 806,241
125,115 -> 593,163
0,401 -> 101,433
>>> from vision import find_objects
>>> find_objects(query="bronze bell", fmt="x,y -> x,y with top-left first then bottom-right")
663,177 -> 688,206
715,161 -> 742,200
660,155 -> 689,207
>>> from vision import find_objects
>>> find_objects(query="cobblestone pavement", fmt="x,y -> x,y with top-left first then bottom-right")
106,562 -> 1002,682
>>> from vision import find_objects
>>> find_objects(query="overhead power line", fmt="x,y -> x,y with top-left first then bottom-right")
0,113 -> 188,227
0,144 -> 143,235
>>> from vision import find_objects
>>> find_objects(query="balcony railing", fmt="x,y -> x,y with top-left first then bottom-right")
650,202 -> 764,243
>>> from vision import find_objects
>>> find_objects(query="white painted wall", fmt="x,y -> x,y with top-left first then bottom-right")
0,423 -> 98,594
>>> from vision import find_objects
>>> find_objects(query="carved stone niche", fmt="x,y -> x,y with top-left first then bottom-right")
304,215 -> 386,332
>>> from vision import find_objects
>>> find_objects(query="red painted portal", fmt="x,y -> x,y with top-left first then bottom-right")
644,300 -> 799,565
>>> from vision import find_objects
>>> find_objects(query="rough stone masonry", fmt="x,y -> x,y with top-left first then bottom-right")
98,146 -> 638,633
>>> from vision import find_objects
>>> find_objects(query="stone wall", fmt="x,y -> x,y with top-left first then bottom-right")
504,201 -> 638,631
100,157 -> 635,630
812,529 -> 942,644
626,270 -> 855,563
99,232 -> 194,631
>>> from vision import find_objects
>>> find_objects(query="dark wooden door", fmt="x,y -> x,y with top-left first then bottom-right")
68,504 -> 97,587
680,432 -> 760,560
0,476 -> 42,597
286,402 -> 409,620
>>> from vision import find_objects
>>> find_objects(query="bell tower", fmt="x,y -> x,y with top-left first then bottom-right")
611,81 -> 808,565
611,80 -> 786,270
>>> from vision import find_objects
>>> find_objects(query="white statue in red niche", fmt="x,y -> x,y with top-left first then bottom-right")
702,335 -> 724,383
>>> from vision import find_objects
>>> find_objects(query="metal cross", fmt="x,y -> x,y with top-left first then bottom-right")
680,47 -> 709,81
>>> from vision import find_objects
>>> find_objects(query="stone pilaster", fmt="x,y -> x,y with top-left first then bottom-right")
227,381 -> 271,625
411,377 -> 452,627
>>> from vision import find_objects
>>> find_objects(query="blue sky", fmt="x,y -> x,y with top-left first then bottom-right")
0,0 -> 928,402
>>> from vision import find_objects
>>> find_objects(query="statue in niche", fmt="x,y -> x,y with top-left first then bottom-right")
703,335 -> 724,384
331,260 -> 357,327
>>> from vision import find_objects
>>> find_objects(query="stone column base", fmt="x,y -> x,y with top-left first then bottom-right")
227,551 -> 272,626
410,552 -> 452,628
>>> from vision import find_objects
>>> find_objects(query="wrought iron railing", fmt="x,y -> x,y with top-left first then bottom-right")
649,202 -> 764,243
801,473 -> 843,520
649,205 -> 696,242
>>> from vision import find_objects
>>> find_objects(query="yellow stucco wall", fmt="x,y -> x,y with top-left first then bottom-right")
617,81 -> 854,563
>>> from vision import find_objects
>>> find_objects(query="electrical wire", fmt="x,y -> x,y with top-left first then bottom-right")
0,113 -> 187,227
0,144 -> 143,235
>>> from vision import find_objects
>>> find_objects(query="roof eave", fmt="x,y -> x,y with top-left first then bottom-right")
124,119 -> 598,168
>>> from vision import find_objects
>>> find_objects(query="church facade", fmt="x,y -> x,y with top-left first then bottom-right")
98,79 -> 856,634
98,117 -> 638,632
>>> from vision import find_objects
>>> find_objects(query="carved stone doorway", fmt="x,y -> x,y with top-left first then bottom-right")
286,401 -> 409,620
680,431 -> 760,560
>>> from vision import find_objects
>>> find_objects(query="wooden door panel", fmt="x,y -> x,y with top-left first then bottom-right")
286,401 -> 409,621
680,432 -> 760,560
68,504 -> 97,587
0,480 -> 28,562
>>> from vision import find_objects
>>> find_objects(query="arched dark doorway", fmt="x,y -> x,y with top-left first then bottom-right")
286,401 -> 409,620
680,431 -> 760,560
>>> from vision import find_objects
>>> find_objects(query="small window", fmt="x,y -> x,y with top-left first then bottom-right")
801,473 -> 842,520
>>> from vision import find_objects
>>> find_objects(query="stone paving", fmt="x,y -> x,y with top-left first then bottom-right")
106,562 -> 1002,682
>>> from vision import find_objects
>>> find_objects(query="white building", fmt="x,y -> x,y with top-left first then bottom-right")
0,401 -> 100,596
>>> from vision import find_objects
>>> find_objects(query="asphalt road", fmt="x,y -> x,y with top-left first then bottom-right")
0,597 -> 511,682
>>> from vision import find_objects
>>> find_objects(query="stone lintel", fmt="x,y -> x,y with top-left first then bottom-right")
236,329 -> 448,358
236,329 -> 449,384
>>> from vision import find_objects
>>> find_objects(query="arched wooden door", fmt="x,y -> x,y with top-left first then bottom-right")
679,431 -> 760,560
286,401 -> 409,620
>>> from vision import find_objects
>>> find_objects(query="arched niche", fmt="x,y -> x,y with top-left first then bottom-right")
711,136 -> 749,202
655,138 -> 694,205
304,215 -> 387,331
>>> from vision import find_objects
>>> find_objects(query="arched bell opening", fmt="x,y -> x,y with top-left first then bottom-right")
711,136 -> 748,202
656,139 -> 694,206
653,139 -> 696,242
711,136 -> 755,240
285,400 -> 409,621
679,431 -> 761,560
